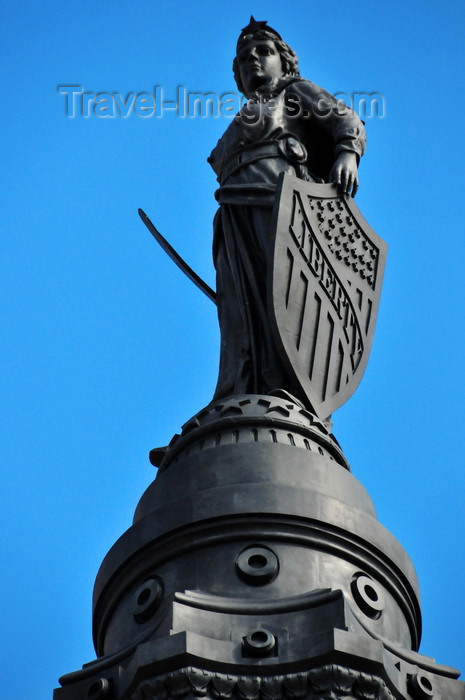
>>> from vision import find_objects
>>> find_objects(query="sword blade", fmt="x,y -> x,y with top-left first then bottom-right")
138,208 -> 217,305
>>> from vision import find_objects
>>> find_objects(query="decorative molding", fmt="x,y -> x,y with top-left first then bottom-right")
174,587 -> 339,615
153,394 -> 348,472
131,664 -> 396,700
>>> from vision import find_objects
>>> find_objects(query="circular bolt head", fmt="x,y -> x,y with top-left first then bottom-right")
133,578 -> 163,623
243,628 -> 276,656
409,673 -> 434,699
350,573 -> 385,619
87,678 -> 111,699
236,545 -> 279,585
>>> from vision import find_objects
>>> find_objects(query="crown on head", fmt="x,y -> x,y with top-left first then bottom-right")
237,16 -> 282,49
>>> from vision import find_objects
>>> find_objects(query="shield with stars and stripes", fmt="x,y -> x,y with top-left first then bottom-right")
269,173 -> 387,420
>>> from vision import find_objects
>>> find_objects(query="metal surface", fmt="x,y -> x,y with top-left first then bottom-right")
269,174 -> 387,419
54,394 -> 464,700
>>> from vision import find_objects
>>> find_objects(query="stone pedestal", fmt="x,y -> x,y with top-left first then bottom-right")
54,395 -> 464,700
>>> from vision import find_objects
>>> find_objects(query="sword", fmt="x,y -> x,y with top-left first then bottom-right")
138,208 -> 217,305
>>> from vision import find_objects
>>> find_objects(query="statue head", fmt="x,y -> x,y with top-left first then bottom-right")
233,17 -> 300,96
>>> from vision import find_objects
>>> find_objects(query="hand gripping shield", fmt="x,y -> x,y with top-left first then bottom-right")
269,173 -> 387,420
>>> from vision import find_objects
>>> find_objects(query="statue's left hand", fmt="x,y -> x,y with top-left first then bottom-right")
329,151 -> 359,197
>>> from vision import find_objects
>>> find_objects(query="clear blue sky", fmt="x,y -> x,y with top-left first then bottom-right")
2,2 -> 465,698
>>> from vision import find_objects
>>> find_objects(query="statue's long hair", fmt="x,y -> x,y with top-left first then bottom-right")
233,30 -> 300,95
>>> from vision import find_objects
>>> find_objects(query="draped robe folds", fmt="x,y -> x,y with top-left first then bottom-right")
208,77 -> 366,407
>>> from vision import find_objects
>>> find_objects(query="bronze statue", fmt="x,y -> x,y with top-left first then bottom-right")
57,21 -> 463,700
208,17 -> 367,411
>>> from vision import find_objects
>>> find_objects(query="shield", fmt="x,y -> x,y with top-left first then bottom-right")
269,173 -> 387,420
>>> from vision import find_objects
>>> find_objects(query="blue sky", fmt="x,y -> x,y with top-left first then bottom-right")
2,1 -> 465,698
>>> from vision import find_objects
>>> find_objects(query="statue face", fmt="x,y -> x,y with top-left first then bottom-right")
237,38 -> 284,94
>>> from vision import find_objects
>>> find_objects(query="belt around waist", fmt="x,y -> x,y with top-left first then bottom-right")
219,141 -> 286,184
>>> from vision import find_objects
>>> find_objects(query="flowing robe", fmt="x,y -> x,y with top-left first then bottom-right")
208,77 -> 366,406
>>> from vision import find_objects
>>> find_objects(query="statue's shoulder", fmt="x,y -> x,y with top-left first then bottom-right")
284,77 -> 330,101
